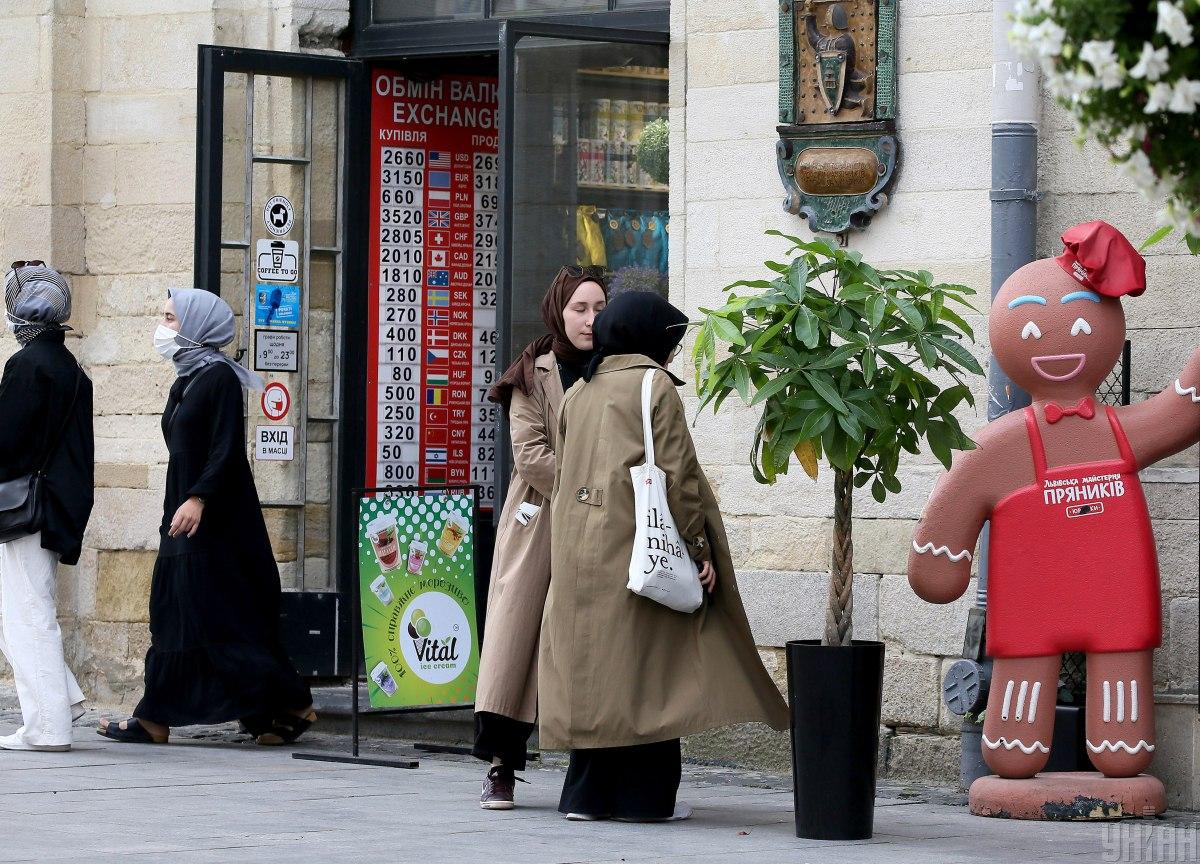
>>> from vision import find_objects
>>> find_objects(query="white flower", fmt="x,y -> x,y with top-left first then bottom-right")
1157,1 -> 1194,47
1028,18 -> 1066,58
1167,77 -> 1200,112
1145,81 -> 1174,112
1108,125 -> 1149,159
1119,150 -> 1159,195
1129,42 -> 1171,81
1079,40 -> 1124,89
1161,198 -> 1200,237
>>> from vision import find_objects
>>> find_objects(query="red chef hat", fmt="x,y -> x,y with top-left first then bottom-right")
1054,220 -> 1146,298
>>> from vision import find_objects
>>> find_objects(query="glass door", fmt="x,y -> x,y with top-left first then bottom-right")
497,21 -> 670,500
194,46 -> 369,676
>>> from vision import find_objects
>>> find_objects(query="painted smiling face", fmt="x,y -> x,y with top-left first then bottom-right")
990,257 -> 1126,400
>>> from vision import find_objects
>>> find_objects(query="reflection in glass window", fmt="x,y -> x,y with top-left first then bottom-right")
372,0 -> 484,23
493,0 -> 606,14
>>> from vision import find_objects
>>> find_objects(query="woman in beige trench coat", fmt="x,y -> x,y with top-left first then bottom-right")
472,266 -> 608,810
540,291 -> 790,823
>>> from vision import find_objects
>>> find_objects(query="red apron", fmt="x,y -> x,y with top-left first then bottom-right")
986,405 -> 1161,659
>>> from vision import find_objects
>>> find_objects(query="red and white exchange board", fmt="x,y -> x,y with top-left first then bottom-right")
366,71 -> 500,510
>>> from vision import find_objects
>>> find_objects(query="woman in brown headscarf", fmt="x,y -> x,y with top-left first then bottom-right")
472,266 -> 608,810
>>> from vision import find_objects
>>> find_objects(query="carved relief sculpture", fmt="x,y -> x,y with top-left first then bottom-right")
908,221 -> 1200,812
777,0 -> 898,235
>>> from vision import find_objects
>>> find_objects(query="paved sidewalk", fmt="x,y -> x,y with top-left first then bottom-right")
0,688 -> 1194,863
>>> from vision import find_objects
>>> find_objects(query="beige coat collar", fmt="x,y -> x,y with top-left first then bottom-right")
594,353 -> 685,386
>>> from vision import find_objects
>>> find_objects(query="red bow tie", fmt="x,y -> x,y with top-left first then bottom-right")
1044,397 -> 1095,424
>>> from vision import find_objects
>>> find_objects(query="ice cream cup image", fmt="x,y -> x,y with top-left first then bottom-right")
367,514 -> 401,571
369,661 -> 398,697
370,574 -> 394,606
437,512 -> 469,557
406,539 -> 428,575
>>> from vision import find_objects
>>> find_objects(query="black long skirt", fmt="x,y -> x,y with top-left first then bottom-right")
134,545 -> 312,728
558,739 -> 682,819
473,711 -> 536,771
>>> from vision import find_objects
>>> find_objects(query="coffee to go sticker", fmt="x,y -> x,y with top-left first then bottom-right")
255,425 -> 295,461
254,330 -> 299,372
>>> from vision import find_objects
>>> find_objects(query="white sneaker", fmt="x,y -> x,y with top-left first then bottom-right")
565,812 -> 610,821
0,731 -> 70,752
614,803 -> 693,823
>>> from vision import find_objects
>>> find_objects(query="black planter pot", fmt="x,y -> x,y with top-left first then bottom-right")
786,639 -> 885,841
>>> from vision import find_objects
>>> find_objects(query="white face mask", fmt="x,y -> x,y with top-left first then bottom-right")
153,324 -> 186,360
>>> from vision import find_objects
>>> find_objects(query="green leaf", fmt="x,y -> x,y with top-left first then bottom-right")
1139,224 -> 1174,251
867,294 -> 886,329
794,306 -> 820,349
750,371 -> 798,406
806,343 -> 860,370
732,362 -> 751,403
725,279 -> 774,292
750,309 -> 797,352
927,335 -> 985,375
871,478 -> 886,503
937,305 -> 975,340
1188,233 -> 1200,255
838,282 -> 875,301
797,405 -> 833,439
889,295 -> 924,331
926,419 -> 954,470
862,350 -> 877,384
837,411 -> 864,443
785,258 -> 809,303
709,315 -> 745,347
802,370 -> 849,415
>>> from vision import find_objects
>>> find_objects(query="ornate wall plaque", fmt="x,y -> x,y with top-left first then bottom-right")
777,0 -> 899,235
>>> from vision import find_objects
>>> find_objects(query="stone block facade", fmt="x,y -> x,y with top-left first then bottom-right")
0,0 -> 1195,806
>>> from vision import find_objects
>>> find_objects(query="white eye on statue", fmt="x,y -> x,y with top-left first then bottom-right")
1071,317 -> 1092,336
1021,321 -> 1042,340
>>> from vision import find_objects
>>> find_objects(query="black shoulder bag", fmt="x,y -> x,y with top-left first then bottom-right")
0,366 -> 82,544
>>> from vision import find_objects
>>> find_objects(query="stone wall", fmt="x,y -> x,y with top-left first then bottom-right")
672,0 -> 1198,807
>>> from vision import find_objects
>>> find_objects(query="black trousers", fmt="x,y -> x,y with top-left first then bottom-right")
472,711 -> 535,772
558,739 -> 682,819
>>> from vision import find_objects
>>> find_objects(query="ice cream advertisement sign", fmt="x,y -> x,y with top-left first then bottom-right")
357,491 -> 479,709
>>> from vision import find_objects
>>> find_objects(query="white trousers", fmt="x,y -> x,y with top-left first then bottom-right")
0,532 -> 85,747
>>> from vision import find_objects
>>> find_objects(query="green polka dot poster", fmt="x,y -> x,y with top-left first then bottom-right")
357,492 -> 479,709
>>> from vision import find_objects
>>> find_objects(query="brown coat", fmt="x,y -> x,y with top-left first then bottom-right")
474,352 -> 563,723
538,354 -> 790,750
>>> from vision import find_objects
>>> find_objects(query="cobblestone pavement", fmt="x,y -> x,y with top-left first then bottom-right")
1,685 -> 1195,863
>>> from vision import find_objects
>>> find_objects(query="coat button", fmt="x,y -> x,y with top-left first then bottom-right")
577,487 -> 590,502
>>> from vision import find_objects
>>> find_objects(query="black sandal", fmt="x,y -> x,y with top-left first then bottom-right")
97,718 -> 169,744
237,713 -> 275,738
254,710 -> 317,746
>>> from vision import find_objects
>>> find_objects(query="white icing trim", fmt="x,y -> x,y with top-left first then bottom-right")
983,734 -> 1050,754
1175,379 -> 1200,404
1001,680 -> 1015,722
1015,681 -> 1029,722
1103,681 -> 1111,723
1027,682 -> 1041,725
912,540 -> 973,563
1087,739 -> 1155,755
1117,681 -> 1125,724
1131,681 -> 1139,723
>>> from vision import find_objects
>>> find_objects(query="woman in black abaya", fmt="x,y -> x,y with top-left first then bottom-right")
98,288 -> 314,745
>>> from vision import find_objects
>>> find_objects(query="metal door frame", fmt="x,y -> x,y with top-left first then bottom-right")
194,45 -> 370,675
495,20 -> 669,514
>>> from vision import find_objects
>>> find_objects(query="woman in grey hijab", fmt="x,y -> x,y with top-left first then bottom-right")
98,288 -> 314,746
0,262 -> 94,751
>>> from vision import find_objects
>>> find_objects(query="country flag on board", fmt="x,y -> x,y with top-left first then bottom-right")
428,190 -> 450,202
426,348 -> 449,365
427,309 -> 449,326
425,447 -> 448,464
425,387 -> 446,406
426,408 -> 448,425
429,151 -> 451,169
430,250 -> 447,267
427,328 -> 448,347
426,427 -> 448,445
424,466 -> 447,485
427,288 -> 450,307
427,269 -> 450,287
428,170 -> 452,189
429,210 -> 450,228
426,371 -> 449,387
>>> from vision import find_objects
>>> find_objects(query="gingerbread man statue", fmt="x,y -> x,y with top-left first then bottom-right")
909,221 -> 1200,785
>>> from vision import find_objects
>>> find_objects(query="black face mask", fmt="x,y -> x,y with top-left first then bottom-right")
584,291 -> 688,381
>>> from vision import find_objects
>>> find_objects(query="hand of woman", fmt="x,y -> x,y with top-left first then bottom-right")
169,496 -> 205,538
698,560 -> 717,594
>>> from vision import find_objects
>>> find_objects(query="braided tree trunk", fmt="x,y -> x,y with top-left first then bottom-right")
823,467 -> 854,647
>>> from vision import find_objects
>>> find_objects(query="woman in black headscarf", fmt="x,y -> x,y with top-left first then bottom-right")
98,288 -> 314,745
472,266 -> 608,810
539,292 -> 789,823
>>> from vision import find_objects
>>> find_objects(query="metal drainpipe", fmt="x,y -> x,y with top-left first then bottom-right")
945,3 -> 1040,780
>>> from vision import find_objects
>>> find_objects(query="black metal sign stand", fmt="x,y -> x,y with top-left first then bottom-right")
294,485 -> 482,769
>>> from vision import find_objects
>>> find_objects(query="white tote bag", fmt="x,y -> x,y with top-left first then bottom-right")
627,369 -> 704,613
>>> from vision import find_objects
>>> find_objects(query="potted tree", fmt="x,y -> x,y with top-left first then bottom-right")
692,231 -> 984,840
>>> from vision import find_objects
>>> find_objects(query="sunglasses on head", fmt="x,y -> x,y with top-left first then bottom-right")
556,264 -> 604,281
10,260 -> 45,270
